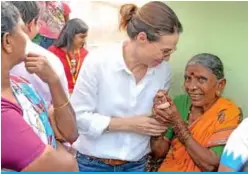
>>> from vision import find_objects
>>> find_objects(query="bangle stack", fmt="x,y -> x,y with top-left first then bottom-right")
172,119 -> 191,144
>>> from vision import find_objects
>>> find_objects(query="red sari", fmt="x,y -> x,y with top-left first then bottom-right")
48,46 -> 88,93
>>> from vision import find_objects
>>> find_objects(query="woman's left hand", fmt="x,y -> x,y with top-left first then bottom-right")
153,95 -> 181,125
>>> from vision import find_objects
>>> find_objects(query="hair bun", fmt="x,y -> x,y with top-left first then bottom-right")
119,4 -> 138,31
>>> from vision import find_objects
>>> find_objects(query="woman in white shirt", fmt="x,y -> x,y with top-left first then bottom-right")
71,1 -> 183,172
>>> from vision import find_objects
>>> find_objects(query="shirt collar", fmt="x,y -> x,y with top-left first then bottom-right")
113,42 -> 156,76
113,42 -> 129,72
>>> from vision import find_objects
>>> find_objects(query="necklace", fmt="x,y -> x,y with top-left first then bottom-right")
65,50 -> 81,84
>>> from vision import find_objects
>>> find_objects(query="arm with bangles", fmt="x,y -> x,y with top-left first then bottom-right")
152,108 -> 221,171
173,120 -> 220,172
150,91 -> 171,160
170,106 -> 241,171
24,53 -> 78,144
48,78 -> 78,144
151,91 -> 222,171
30,79 -> 78,169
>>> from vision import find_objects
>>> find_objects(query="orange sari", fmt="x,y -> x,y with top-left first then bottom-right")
159,98 -> 241,172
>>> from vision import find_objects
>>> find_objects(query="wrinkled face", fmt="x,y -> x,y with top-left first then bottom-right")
134,32 -> 179,67
184,64 -> 226,107
73,33 -> 87,49
2,17 -> 29,65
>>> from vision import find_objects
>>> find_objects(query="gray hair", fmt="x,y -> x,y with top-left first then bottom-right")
1,1 -> 20,37
186,53 -> 224,80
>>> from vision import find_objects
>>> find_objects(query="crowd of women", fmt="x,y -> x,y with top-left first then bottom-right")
1,1 -> 247,172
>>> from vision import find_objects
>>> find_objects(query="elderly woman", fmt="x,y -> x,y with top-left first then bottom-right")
149,53 -> 242,172
1,2 -> 78,171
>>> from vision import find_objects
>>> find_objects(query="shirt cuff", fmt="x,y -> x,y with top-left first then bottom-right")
88,115 -> 111,138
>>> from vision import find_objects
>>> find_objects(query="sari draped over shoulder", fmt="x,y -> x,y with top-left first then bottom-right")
159,96 -> 242,172
9,75 -> 57,149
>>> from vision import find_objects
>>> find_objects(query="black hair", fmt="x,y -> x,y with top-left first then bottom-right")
1,1 -> 20,39
187,53 -> 224,80
10,1 -> 39,24
54,18 -> 89,51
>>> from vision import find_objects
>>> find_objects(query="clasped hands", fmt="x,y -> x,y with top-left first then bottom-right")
130,90 -> 181,137
152,90 -> 181,128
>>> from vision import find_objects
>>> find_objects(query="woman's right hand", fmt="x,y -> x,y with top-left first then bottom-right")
25,52 -> 59,85
128,115 -> 168,136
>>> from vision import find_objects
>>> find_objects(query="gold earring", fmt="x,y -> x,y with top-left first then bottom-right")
216,91 -> 220,97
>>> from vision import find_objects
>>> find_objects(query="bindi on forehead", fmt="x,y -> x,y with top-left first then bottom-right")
187,69 -> 208,77
190,72 -> 195,76
185,70 -> 201,79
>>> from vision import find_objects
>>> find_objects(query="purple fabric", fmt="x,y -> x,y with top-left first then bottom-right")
1,98 -> 46,171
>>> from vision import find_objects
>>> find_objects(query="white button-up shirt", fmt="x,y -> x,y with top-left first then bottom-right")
71,43 -> 172,161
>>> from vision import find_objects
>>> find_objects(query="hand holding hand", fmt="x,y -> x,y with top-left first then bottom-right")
153,92 -> 181,125
128,115 -> 168,136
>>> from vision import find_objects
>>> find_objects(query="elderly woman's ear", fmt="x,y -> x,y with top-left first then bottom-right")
216,78 -> 226,97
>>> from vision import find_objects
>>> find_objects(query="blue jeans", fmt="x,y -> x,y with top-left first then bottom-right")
76,152 -> 147,172
39,35 -> 55,49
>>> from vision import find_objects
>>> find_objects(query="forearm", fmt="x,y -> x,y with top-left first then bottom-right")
173,118 -> 219,171
150,136 -> 170,159
79,113 -> 163,137
78,116 -> 136,137
108,117 -> 133,132
184,137 -> 220,171
48,79 -> 78,143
